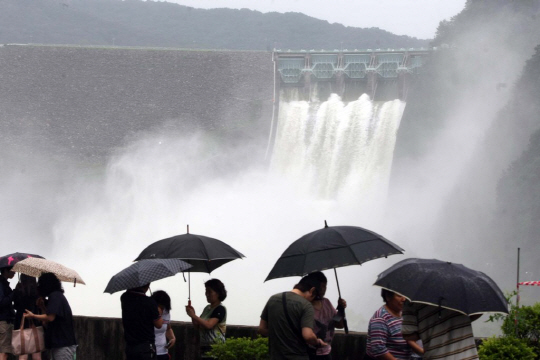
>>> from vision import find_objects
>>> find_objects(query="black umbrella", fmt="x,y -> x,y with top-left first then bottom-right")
135,227 -> 245,302
373,258 -> 508,315
0,252 -> 45,268
104,259 -> 193,294
266,221 -> 404,333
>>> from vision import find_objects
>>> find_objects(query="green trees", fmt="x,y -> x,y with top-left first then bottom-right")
480,292 -> 540,359
479,336 -> 536,360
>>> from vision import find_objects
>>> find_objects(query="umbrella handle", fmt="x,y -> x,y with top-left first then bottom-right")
333,268 -> 348,334
334,268 -> 342,299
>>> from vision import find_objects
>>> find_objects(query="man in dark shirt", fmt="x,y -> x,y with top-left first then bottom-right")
121,284 -> 163,360
259,276 -> 327,360
0,267 -> 15,360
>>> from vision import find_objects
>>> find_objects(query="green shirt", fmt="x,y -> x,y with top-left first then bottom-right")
261,292 -> 314,360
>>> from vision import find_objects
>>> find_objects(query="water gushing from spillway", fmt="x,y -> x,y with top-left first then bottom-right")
270,90 -> 406,204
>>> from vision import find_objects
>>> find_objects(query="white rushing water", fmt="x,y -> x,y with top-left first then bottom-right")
270,90 -> 406,204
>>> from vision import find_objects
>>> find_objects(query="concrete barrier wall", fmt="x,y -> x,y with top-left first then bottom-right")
73,316 -> 368,360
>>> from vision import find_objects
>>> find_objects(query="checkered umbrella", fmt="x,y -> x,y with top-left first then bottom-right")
104,259 -> 193,294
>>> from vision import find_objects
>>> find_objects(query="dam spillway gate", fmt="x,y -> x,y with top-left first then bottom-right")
273,49 -> 429,101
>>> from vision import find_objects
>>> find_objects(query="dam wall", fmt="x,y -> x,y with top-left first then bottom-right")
0,45 -> 274,160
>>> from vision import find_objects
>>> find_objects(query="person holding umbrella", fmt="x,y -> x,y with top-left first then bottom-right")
373,258 -> 507,360
185,279 -> 227,359
0,266 -> 15,360
305,272 -> 347,360
258,275 -> 327,360
366,289 -> 414,360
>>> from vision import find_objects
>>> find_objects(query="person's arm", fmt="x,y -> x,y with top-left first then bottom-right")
367,317 -> 393,359
402,333 -> 420,341
186,305 -> 222,330
300,301 -> 327,347
0,286 -> 13,308
165,324 -> 176,349
154,317 -> 164,329
407,340 -> 424,355
302,327 -> 327,347
334,298 -> 347,329
25,310 -> 55,323
375,353 -> 398,360
152,302 -> 163,329
258,319 -> 268,337
401,303 -> 420,341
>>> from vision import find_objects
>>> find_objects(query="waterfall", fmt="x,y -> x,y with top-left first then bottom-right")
270,90 -> 406,202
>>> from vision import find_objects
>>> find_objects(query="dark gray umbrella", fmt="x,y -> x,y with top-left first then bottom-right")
373,258 -> 508,315
265,221 -> 404,281
266,221 -> 404,333
104,259 -> 192,294
134,228 -> 245,301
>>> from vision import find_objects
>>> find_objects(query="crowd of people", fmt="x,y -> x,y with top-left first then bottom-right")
0,263 -> 481,360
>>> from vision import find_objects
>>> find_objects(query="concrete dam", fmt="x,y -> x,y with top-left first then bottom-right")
1,45 -> 429,205
0,45 -> 275,160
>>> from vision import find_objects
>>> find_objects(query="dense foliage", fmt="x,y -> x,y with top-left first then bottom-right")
495,45 -> 540,249
0,0 -> 427,50
206,336 -> 269,360
478,336 -> 536,360
480,292 -> 540,359
392,0 -> 540,265
396,0 -> 540,161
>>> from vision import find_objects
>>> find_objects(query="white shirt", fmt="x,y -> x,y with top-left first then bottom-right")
154,309 -> 170,355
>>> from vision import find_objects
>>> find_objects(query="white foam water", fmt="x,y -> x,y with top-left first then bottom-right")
271,91 -> 406,204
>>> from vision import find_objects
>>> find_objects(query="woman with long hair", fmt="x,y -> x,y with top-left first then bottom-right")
25,273 -> 77,360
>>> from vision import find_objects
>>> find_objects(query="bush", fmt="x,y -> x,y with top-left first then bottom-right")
206,336 -> 269,360
478,336 -> 536,360
487,291 -> 540,356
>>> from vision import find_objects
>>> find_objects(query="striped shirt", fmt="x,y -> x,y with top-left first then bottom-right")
402,303 -> 479,360
367,305 -> 411,359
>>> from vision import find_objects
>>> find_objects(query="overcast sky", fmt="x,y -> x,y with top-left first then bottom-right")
158,0 -> 467,39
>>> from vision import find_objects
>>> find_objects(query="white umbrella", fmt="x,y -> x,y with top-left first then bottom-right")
12,258 -> 85,285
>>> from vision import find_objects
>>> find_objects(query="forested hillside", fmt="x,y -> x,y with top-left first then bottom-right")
0,0 -> 428,50
495,46 -> 540,253
390,0 -> 540,286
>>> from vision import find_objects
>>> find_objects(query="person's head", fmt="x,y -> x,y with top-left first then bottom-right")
381,288 -> 406,314
0,266 -> 14,279
205,279 -> 227,303
19,274 -> 38,297
128,283 -> 150,294
151,290 -> 172,311
294,275 -> 321,302
306,271 -> 327,298
37,273 -> 63,296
